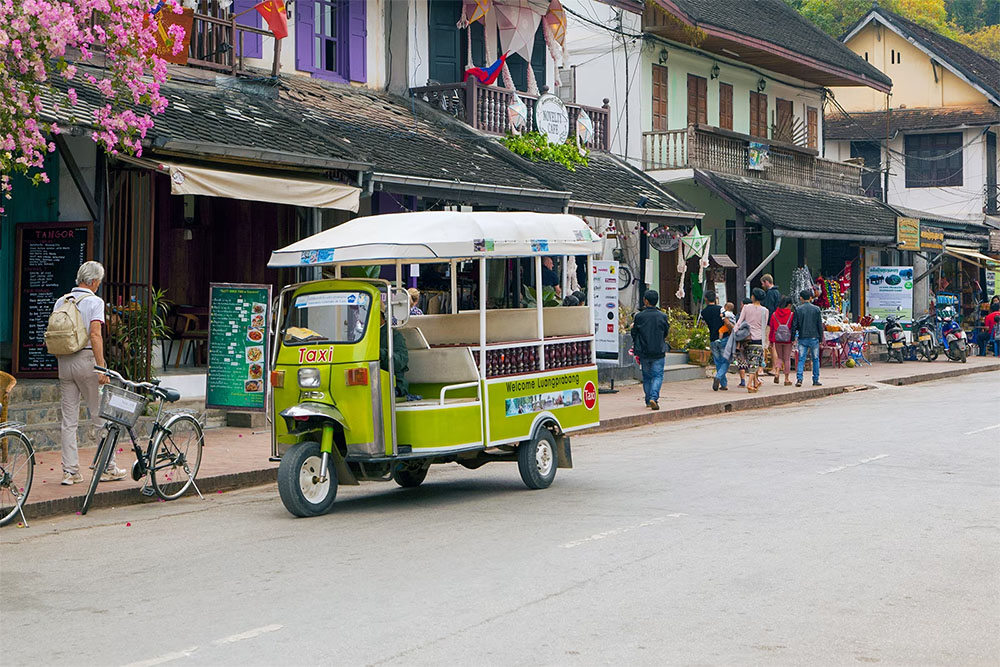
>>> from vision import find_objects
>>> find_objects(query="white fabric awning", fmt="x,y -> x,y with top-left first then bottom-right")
166,163 -> 360,212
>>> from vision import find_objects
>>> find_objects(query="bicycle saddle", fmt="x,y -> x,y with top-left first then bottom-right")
161,387 -> 182,403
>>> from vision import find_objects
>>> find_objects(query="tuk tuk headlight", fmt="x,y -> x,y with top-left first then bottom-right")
298,367 -> 321,388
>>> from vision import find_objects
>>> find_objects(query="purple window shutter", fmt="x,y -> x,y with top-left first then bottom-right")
347,0 -> 366,82
233,0 -> 263,59
296,0 -> 316,72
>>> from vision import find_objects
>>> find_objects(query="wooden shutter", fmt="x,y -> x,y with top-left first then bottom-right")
233,0 -> 262,59
347,0 -> 367,82
750,91 -> 767,138
719,82 -> 733,130
687,74 -> 706,126
807,107 -> 818,149
775,98 -> 793,140
652,65 -> 668,131
295,0 -> 316,72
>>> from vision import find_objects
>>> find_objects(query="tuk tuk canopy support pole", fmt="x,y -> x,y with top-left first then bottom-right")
562,255 -> 569,299
588,254 -> 596,364
450,260 -> 458,313
395,260 -> 403,288
479,257 -> 490,445
535,256 -> 546,371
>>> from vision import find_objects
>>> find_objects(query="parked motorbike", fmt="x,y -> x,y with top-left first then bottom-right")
884,315 -> 907,363
938,308 -> 968,363
912,313 -> 939,362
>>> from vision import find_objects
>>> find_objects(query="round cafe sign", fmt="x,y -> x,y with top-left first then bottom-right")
535,93 -> 570,144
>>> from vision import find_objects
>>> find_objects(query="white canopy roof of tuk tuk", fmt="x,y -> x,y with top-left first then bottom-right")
267,211 -> 603,267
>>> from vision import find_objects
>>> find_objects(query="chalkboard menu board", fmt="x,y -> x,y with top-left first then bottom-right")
206,283 -> 272,412
13,222 -> 93,377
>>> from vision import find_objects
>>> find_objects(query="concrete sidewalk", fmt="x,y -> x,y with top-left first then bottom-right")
10,356 -> 998,523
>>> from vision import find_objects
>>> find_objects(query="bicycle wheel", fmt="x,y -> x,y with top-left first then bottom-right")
81,428 -> 116,515
149,414 -> 204,501
0,429 -> 34,527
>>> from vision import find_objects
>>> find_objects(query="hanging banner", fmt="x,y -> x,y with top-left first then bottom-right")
865,266 -> 914,321
920,225 -> 944,252
592,260 -> 619,361
148,6 -> 193,66
748,142 -> 770,171
207,283 -> 272,412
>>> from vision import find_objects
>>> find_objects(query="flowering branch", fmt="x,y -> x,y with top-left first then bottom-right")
0,0 -> 185,209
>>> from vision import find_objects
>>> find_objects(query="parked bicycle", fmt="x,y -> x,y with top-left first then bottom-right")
80,367 -> 204,515
0,415 -> 34,527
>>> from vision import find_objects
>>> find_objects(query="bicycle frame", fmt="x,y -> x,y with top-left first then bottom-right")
91,392 -> 170,482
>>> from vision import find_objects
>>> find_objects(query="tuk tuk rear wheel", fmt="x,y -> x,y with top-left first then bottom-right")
278,442 -> 337,517
394,465 -> 428,488
518,430 -> 558,490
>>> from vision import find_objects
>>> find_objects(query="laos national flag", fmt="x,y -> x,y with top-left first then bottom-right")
254,0 -> 289,39
463,53 -> 508,86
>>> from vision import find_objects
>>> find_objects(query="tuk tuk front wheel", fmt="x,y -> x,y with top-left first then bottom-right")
278,442 -> 338,517
518,430 -> 558,490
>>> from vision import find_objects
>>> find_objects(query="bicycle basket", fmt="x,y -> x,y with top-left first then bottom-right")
99,384 -> 148,427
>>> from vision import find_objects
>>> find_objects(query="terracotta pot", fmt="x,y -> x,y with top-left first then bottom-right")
687,348 -> 711,366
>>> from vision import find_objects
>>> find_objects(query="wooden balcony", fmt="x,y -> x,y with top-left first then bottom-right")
411,79 -> 611,152
642,125 -> 864,196
184,12 -> 275,76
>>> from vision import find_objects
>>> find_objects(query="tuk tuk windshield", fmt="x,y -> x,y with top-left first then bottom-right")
282,291 -> 372,345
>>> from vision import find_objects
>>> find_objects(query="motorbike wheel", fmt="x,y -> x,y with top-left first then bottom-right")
919,342 -> 932,361
277,441 -> 337,517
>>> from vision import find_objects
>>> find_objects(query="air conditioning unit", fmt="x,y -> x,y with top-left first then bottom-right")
556,67 -> 576,104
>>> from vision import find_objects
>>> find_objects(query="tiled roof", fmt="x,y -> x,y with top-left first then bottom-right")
851,6 -> 1000,102
660,0 -> 891,88
489,146 -> 698,217
825,105 -> 1000,140
695,170 -> 897,240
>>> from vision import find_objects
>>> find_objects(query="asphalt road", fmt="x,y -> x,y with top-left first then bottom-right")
2,374 -> 999,666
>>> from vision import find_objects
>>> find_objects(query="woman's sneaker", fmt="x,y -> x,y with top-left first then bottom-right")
61,472 -> 84,485
101,466 -> 128,482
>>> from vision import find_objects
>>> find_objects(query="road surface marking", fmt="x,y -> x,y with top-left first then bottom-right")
214,624 -> 283,645
964,424 -> 1000,435
121,647 -> 198,667
819,454 -> 889,475
561,515 -> 686,549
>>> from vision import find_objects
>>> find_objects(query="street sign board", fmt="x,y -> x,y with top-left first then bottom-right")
593,260 -> 619,361
207,283 -> 272,412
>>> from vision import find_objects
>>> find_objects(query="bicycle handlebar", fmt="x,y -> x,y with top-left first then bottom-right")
94,366 -> 165,398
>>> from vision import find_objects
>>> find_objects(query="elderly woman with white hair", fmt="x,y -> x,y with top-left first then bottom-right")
54,260 -> 126,485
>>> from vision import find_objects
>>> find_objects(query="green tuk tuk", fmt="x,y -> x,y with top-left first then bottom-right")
266,211 -> 602,516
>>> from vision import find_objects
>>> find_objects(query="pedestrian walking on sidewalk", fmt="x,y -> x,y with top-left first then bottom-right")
769,295 -> 795,386
734,288 -> 769,392
794,288 -> 824,387
701,291 -> 724,344
712,303 -> 740,391
761,274 -> 781,375
52,261 -> 126,485
631,290 -> 670,410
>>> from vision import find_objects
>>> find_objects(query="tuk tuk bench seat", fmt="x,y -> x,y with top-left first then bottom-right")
406,347 -> 479,385
404,306 -> 591,347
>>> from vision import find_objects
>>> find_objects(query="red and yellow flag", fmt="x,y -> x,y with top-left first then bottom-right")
254,0 -> 288,39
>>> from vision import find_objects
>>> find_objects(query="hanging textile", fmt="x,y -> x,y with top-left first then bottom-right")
526,64 -> 540,96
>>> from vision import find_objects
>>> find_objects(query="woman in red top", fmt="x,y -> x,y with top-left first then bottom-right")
769,295 -> 795,386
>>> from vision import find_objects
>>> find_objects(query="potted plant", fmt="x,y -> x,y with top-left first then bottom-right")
666,308 -> 693,351
108,287 -> 172,382
686,322 -> 712,366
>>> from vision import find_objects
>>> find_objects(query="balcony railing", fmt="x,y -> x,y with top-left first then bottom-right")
643,125 -> 864,196
411,79 -> 611,152
185,13 -> 275,76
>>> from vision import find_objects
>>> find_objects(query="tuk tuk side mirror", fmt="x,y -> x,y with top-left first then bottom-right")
390,287 -> 410,328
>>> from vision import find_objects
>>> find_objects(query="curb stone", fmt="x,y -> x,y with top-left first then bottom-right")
14,468 -> 278,524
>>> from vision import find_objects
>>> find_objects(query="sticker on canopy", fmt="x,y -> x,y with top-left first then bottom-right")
474,238 -> 495,252
530,240 -> 549,252
299,248 -> 335,264
295,293 -> 363,308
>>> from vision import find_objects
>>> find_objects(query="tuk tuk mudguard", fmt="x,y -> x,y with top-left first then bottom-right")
529,417 -> 573,470
279,402 -> 359,485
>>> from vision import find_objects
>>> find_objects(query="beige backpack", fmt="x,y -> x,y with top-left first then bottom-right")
44,293 -> 93,356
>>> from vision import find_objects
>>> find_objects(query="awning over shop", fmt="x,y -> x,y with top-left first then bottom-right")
692,170 -> 897,243
944,246 -> 998,267
165,163 -> 360,212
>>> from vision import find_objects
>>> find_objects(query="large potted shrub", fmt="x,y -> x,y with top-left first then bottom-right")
686,322 -> 712,366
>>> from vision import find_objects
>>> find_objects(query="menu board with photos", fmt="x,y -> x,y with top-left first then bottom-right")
13,222 -> 93,377
206,283 -> 272,412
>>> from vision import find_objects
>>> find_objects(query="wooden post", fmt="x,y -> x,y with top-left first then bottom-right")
735,211 -> 748,303
271,36 -> 282,77
466,79 -> 478,130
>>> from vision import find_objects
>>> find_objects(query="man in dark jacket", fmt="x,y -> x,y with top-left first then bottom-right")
793,288 -> 823,387
631,290 -> 670,410
761,274 -> 781,375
